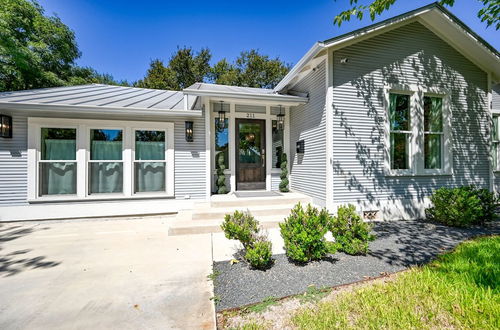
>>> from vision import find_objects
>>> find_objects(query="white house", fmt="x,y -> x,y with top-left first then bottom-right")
1,3 -> 499,223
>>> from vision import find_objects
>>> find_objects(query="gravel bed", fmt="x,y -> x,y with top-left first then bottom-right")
213,220 -> 500,311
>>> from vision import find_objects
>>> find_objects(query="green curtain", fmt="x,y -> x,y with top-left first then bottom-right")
135,141 -> 166,192
425,134 -> 442,169
426,97 -> 443,132
89,141 -> 123,194
41,139 -> 77,195
135,141 -> 165,160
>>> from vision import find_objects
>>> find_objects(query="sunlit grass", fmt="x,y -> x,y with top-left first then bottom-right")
293,236 -> 500,329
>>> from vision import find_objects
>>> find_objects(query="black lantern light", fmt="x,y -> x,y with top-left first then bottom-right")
185,121 -> 193,142
277,105 -> 285,131
217,101 -> 226,130
0,114 -> 12,138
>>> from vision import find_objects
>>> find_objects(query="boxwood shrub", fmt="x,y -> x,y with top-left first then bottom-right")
426,186 -> 498,227
330,204 -> 375,255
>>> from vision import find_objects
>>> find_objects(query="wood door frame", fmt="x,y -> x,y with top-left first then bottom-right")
235,118 -> 266,190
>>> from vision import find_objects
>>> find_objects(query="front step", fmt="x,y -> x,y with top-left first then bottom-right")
209,193 -> 312,208
168,216 -> 283,236
191,205 -> 295,221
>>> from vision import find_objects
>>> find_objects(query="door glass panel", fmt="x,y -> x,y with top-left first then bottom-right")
239,123 -> 262,164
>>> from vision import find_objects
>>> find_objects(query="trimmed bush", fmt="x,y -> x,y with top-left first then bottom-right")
279,203 -> 331,262
330,204 -> 375,255
279,153 -> 289,192
221,210 -> 258,249
244,237 -> 273,269
426,186 -> 497,227
216,152 -> 228,194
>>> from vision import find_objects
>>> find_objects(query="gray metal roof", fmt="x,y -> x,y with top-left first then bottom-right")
0,84 -> 197,111
186,82 -> 275,95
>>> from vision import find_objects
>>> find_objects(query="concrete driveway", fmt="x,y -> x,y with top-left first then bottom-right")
0,217 -> 215,329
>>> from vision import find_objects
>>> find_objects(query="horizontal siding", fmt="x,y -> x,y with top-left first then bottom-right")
289,60 -> 327,205
332,22 -> 489,204
235,104 -> 266,113
0,110 -> 206,205
271,172 -> 280,191
493,84 -> 500,111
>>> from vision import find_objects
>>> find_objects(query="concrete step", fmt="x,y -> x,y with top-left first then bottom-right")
168,216 -> 284,236
191,205 -> 295,221
209,193 -> 312,208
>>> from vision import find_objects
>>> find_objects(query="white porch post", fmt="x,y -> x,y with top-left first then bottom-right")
229,103 -> 236,192
265,105 -> 272,191
285,106 -> 291,189
204,97 -> 211,200
325,50 -> 334,211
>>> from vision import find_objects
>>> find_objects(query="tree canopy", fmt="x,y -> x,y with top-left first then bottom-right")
334,0 -> 499,30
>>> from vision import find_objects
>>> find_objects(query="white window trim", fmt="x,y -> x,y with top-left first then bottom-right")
492,115 -> 500,172
384,85 -> 452,176
27,117 -> 174,202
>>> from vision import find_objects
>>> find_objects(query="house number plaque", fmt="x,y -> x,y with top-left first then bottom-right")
246,113 -> 255,118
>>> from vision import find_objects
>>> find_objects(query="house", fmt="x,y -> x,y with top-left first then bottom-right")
1,3 -> 499,222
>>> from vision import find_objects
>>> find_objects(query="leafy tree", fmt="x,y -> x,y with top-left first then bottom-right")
67,66 -> 130,86
210,50 -> 291,89
136,47 -> 211,90
334,0 -> 499,30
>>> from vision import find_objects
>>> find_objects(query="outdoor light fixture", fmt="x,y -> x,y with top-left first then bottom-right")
185,121 -> 193,142
277,105 -> 285,131
0,114 -> 12,138
217,101 -> 226,129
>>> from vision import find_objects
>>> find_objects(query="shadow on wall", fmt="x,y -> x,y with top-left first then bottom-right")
332,23 -> 488,219
0,224 -> 61,277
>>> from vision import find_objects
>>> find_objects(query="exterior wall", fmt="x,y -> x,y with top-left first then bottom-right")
289,60 -> 327,206
331,22 -> 489,219
0,110 -> 206,206
493,84 -> 500,111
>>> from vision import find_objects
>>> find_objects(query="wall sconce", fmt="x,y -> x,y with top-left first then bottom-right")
277,105 -> 285,131
185,121 -> 193,142
217,101 -> 226,130
0,114 -> 12,138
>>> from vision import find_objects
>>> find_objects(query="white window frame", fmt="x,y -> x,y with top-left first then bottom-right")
28,117 -> 174,202
384,85 -> 452,176
492,114 -> 500,172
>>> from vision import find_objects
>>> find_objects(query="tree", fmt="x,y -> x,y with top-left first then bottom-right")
334,0 -> 499,30
135,47 -> 211,91
210,50 -> 291,89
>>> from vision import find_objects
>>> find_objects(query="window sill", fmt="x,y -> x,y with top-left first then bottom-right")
28,194 -> 175,204
385,172 -> 452,177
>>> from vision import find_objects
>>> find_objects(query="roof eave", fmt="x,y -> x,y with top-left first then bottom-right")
0,102 -> 203,117
183,89 -> 308,105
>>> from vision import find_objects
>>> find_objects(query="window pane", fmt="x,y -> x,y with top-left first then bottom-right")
494,116 -> 499,141
239,123 -> 262,164
424,134 -> 442,169
424,96 -> 443,132
90,129 -> 122,160
134,162 -> 165,192
215,119 -> 229,169
494,142 -> 500,171
390,133 -> 409,169
40,162 -> 77,195
389,94 -> 409,131
90,162 -> 123,194
272,120 -> 284,168
41,128 -> 76,160
135,130 -> 165,160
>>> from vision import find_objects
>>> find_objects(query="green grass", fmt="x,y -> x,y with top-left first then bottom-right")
244,296 -> 278,313
293,236 -> 500,329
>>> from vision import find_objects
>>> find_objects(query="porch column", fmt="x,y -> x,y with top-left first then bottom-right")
204,98 -> 211,199
229,103 -> 236,192
265,105 -> 272,191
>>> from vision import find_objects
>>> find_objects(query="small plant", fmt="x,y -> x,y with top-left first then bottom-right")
426,186 -> 498,227
246,296 -> 278,313
245,237 -> 273,269
279,153 -> 289,192
216,152 -> 228,194
221,211 -> 273,269
280,203 -> 331,263
330,204 -> 375,255
298,285 -> 330,304
210,295 -> 221,304
207,270 -> 220,281
221,210 -> 259,249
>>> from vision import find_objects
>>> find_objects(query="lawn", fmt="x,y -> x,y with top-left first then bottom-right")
293,235 -> 499,329
221,235 -> 500,329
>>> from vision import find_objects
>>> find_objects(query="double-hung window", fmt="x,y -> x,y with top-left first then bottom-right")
134,130 -> 167,193
493,115 -> 500,171
389,93 -> 411,171
89,129 -> 123,194
423,96 -> 443,170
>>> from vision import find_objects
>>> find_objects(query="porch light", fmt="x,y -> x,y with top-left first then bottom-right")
185,121 -> 193,142
0,114 -> 12,138
277,105 -> 285,131
217,101 -> 226,130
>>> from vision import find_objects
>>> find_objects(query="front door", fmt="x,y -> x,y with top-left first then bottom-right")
236,119 -> 266,190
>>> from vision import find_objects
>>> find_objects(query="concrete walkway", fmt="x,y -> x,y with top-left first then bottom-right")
0,217 -> 215,329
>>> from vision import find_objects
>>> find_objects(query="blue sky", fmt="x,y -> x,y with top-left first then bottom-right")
37,0 -> 499,83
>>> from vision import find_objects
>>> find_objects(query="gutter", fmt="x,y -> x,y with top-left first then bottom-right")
0,102 -> 203,117
183,89 -> 308,104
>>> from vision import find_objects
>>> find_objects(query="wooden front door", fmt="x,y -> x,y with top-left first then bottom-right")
236,119 -> 266,190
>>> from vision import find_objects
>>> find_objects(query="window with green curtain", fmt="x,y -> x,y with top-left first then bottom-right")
493,115 -> 500,171
134,130 -> 166,193
39,128 -> 77,196
389,93 -> 410,170
424,96 -> 443,169
272,120 -> 283,168
89,129 -> 123,194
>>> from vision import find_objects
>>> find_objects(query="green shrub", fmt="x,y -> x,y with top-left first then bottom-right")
426,186 -> 497,227
279,203 -> 331,262
221,210 -> 259,249
216,152 -> 228,194
244,237 -> 273,269
330,204 -> 375,255
279,153 -> 289,192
